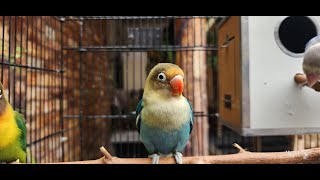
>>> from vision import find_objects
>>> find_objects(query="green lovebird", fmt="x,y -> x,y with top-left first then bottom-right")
0,82 -> 26,163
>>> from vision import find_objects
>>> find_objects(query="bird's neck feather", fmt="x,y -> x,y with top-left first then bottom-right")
0,104 -> 20,149
142,93 -> 189,130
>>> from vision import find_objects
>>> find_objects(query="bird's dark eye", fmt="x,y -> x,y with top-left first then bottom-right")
157,72 -> 166,82
0,90 -> 2,99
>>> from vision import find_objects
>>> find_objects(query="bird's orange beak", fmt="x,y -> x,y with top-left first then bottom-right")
170,75 -> 183,96
306,74 -> 320,87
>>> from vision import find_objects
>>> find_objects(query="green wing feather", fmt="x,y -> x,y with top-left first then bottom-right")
14,111 -> 26,152
135,99 -> 143,133
184,97 -> 194,134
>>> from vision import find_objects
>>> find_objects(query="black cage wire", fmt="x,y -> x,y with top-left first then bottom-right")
0,16 -> 291,163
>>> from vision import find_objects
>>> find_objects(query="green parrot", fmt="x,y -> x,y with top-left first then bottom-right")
0,82 -> 27,163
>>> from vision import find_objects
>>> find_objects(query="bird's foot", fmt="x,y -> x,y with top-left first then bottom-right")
0,159 -> 20,164
10,159 -> 20,164
148,154 -> 160,164
174,152 -> 183,164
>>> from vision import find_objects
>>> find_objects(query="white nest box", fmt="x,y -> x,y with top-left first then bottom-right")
217,16 -> 320,136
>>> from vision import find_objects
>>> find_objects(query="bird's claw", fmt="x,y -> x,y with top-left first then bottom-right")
174,152 -> 183,164
10,159 -> 20,164
149,154 -> 160,164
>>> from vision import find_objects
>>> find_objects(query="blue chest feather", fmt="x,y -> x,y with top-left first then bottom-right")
136,96 -> 193,155
140,122 -> 190,155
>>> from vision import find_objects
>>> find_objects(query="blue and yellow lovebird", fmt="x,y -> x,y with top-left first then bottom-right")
136,63 -> 193,164
0,82 -> 27,163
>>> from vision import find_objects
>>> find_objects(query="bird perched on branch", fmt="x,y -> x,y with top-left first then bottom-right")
0,82 -> 26,163
303,35 -> 320,88
136,63 -> 193,164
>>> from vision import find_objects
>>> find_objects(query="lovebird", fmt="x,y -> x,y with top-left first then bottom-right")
0,82 -> 26,163
303,35 -> 320,87
136,63 -> 193,164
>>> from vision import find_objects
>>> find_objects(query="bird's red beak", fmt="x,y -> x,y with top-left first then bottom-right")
170,75 -> 183,96
306,74 -> 320,87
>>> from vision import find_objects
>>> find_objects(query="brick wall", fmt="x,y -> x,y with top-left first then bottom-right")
0,16 -> 63,163
0,16 -> 115,163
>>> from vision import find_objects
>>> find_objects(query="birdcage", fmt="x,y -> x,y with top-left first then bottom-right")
0,16 -> 291,163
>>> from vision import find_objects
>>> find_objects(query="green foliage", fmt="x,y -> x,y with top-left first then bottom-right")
0,46 -> 28,61
14,47 -> 28,59
159,51 -> 174,63
207,55 -> 218,69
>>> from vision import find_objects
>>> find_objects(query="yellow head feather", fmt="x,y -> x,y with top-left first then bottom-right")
144,63 -> 184,97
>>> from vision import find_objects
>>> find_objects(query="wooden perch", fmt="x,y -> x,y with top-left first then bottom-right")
55,143 -> 320,164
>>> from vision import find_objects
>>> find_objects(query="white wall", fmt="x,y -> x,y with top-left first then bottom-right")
248,16 -> 320,129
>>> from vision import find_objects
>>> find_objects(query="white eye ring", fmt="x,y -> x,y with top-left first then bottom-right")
157,72 -> 166,82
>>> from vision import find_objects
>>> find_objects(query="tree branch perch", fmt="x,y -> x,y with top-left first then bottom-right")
53,143 -> 320,164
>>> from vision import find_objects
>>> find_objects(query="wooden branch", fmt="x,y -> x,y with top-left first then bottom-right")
53,143 -> 320,164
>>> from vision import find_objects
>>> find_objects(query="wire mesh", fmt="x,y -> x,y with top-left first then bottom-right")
0,16 -> 291,163
0,16 -> 63,163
